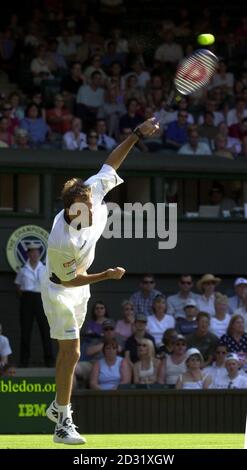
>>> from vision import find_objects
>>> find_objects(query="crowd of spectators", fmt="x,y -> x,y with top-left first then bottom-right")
0,1 -> 247,157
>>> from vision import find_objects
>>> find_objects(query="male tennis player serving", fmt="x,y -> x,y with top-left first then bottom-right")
42,118 -> 158,444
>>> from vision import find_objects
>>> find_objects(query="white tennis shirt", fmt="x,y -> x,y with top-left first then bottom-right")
46,164 -> 123,283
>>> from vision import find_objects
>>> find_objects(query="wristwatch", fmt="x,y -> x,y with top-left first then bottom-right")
133,127 -> 144,140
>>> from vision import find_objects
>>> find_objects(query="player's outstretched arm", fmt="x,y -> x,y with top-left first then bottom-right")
105,118 -> 159,171
61,267 -> 125,287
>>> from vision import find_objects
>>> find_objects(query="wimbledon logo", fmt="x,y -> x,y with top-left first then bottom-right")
6,225 -> 49,272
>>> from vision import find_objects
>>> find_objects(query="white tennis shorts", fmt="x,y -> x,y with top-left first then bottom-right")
41,275 -> 90,340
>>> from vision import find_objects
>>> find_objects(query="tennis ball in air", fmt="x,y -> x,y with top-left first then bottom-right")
197,33 -> 215,46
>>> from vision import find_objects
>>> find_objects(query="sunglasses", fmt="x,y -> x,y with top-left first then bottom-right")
181,281 -> 192,285
143,280 -> 154,284
104,327 -> 114,331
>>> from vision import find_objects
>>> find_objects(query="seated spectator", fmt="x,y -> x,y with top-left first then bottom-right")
176,299 -> 198,336
46,94 -> 73,134
57,29 -> 77,63
187,312 -> 219,367
167,274 -> 199,319
74,318 -> 124,388
213,134 -> 234,159
219,315 -> 247,368
89,338 -> 131,390
84,301 -> 109,338
204,344 -> 228,388
8,92 -> 25,120
178,127 -> 212,155
176,348 -> 212,389
0,117 -> 14,146
130,274 -> 162,317
84,130 -> 105,151
215,122 -> 241,156
209,182 -> 236,212
13,128 -> 31,149
76,71 -> 104,130
210,293 -> 231,338
61,62 -> 84,100
1,102 -> 20,135
97,84 -> 126,138
229,277 -> 247,315
164,111 -> 189,150
196,273 -> 222,317
156,328 -> 180,358
63,117 -> 87,150
30,44 -> 54,85
197,111 -> 218,145
158,334 -> 187,386
46,39 -> 67,74
96,119 -> 117,150
20,103 -> 50,148
133,339 -> 160,384
234,289 -> 247,332
197,99 -> 224,126
124,313 -> 155,364
147,295 -> 175,348
212,352 -> 247,388
115,300 -> 135,340
124,74 -> 146,105
119,99 -> 144,132
0,323 -> 12,368
210,60 -> 234,96
84,55 -> 107,84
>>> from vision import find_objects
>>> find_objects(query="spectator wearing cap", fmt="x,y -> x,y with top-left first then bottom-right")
204,344 -> 228,388
210,293 -> 231,338
158,334 -> 187,386
212,353 -> 247,389
228,277 -> 247,315
157,328 -> 180,358
219,315 -> 247,368
115,300 -> 135,340
133,339 -> 160,385
130,274 -> 162,317
74,318 -> 124,388
124,313 -> 155,364
14,243 -> 53,367
89,338 -> 131,390
0,323 -> 12,368
147,295 -> 175,348
187,312 -> 219,367
167,274 -> 199,319
176,348 -> 212,389
175,299 -> 198,336
196,274 -> 222,317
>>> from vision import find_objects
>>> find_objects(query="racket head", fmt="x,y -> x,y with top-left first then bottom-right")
174,49 -> 218,96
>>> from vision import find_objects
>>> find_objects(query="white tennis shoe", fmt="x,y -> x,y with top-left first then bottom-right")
46,401 -> 73,423
53,418 -> 86,445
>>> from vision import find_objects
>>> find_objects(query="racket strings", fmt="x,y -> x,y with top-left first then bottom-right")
175,50 -> 218,95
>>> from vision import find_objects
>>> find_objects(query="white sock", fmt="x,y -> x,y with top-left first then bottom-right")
57,405 -> 71,425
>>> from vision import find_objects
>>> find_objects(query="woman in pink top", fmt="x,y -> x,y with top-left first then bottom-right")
115,300 -> 135,340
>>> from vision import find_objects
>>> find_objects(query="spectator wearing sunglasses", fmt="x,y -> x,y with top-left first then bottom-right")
167,274 -> 199,319
204,344 -> 228,388
130,274 -> 162,317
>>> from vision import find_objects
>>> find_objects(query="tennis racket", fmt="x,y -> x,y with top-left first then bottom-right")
166,48 -> 218,107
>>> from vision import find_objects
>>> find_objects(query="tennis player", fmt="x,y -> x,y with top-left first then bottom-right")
43,118 -> 158,444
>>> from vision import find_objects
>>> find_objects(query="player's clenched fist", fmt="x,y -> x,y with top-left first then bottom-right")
106,267 -> 126,280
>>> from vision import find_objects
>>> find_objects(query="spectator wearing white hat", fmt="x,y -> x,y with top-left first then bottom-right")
234,289 -> 247,332
196,273 -> 222,317
228,277 -> 247,315
212,353 -> 247,389
167,274 -> 199,319
210,293 -> 231,338
175,348 -> 212,389
175,299 -> 198,336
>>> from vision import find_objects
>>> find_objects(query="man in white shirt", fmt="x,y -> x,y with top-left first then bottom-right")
0,323 -> 12,368
43,118 -> 159,445
15,244 -> 53,368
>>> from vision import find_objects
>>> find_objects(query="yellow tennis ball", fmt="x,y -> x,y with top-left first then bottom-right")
197,33 -> 215,46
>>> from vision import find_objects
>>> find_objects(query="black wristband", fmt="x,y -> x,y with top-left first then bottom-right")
133,127 -> 144,140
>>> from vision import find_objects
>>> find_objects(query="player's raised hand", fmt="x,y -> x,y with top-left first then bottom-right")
106,267 -> 126,280
136,118 -> 160,137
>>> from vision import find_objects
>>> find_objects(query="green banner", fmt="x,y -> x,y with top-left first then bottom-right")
0,377 -> 56,433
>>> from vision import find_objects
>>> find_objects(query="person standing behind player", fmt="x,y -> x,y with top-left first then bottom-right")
43,118 -> 159,445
